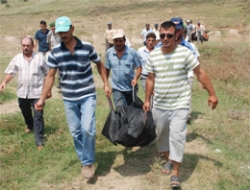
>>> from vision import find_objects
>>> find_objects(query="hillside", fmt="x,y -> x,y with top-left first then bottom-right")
0,0 -> 250,190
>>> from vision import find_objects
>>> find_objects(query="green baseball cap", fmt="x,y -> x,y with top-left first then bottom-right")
50,21 -> 55,27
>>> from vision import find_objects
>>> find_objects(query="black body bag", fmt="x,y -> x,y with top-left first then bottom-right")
102,93 -> 156,147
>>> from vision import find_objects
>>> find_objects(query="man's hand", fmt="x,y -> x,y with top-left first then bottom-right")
131,79 -> 138,87
0,82 -> 6,93
143,101 -> 151,112
46,91 -> 52,99
208,95 -> 218,110
104,85 -> 112,97
35,99 -> 45,111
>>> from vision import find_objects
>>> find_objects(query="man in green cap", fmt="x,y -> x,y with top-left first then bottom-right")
46,21 -> 61,51
46,21 -> 61,88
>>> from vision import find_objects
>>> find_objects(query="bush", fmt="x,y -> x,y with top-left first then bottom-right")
1,0 -> 7,4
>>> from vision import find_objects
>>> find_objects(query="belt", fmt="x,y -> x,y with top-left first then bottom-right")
141,74 -> 148,77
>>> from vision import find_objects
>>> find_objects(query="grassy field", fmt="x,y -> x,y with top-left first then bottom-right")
0,0 -> 250,189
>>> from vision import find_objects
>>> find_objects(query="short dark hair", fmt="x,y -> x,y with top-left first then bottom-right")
146,32 -> 156,39
40,20 -> 47,25
160,21 -> 176,33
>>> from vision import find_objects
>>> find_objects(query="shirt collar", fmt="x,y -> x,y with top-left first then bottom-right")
180,37 -> 194,52
112,45 -> 128,55
60,36 -> 83,50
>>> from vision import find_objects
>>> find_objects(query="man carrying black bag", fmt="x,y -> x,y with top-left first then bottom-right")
105,29 -> 142,108
143,21 -> 218,188
102,88 -> 156,147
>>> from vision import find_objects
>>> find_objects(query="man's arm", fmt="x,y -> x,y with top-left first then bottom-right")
96,61 -> 111,97
143,72 -> 155,111
35,68 -> 57,111
131,66 -> 142,86
193,65 -> 218,109
34,39 -> 39,51
0,74 -> 13,93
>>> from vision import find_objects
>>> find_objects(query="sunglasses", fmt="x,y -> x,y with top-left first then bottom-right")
160,33 -> 174,39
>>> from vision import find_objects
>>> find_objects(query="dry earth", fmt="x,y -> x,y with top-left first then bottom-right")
0,79 -> 221,190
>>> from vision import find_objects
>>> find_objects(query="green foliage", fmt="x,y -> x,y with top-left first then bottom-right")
1,0 -> 7,4
0,89 -> 16,103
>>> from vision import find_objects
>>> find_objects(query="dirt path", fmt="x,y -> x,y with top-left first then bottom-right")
0,80 -> 212,190
0,87 -> 62,115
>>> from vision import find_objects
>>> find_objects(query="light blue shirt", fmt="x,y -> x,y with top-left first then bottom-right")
137,46 -> 153,76
105,45 -> 142,91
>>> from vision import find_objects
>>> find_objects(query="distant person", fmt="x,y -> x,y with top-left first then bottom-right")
143,21 -> 218,188
186,19 -> 194,42
141,24 -> 153,46
0,37 -> 49,150
34,20 -> 50,55
183,25 -> 201,122
153,23 -> 160,44
46,21 -> 61,88
195,22 -> 206,44
105,29 -> 142,107
105,22 -> 114,51
137,32 -> 156,92
171,17 -> 197,122
35,16 -> 111,179
46,21 -> 61,51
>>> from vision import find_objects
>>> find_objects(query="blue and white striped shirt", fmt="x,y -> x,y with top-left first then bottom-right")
47,37 -> 100,101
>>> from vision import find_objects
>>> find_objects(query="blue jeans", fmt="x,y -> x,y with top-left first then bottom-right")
18,98 -> 44,146
63,95 -> 96,166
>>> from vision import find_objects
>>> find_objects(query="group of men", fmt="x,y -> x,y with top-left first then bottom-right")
186,19 -> 207,44
141,20 -> 207,45
0,16 -> 218,187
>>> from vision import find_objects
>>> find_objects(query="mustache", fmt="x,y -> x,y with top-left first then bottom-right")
61,36 -> 67,40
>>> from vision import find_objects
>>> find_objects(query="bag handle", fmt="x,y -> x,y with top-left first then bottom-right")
106,96 -> 114,111
132,85 -> 138,102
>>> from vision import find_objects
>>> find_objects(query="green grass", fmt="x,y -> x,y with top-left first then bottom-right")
1,0 -> 250,189
0,57 -> 16,103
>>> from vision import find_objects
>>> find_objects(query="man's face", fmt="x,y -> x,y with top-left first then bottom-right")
108,24 -> 112,30
40,24 -> 47,32
21,38 -> 34,56
175,28 -> 183,41
146,24 -> 150,30
146,37 -> 156,50
51,26 -> 55,33
58,26 -> 74,44
113,37 -> 125,51
159,26 -> 176,49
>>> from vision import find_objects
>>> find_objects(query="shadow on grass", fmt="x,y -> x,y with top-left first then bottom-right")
188,111 -> 203,123
186,131 -> 213,144
181,153 -> 223,182
96,141 -> 158,177
113,145 -> 157,176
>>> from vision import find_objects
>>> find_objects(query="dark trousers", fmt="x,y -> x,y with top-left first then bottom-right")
112,86 -> 138,108
18,98 -> 44,146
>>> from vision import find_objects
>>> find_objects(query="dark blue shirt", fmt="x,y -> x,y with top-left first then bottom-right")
34,29 -> 50,52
